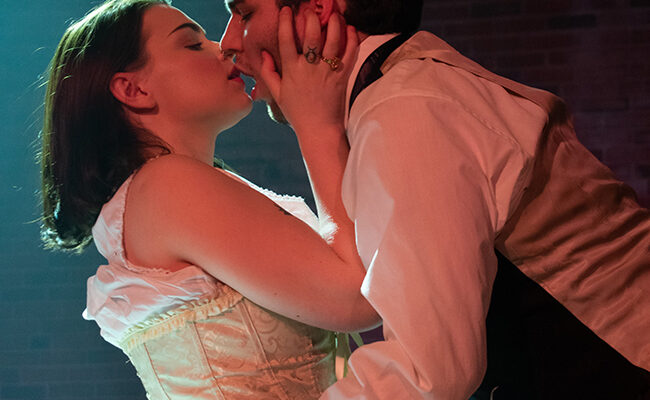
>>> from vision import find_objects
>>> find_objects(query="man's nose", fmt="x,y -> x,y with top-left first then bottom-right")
220,17 -> 241,58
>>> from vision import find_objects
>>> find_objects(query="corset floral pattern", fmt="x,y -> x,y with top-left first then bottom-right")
124,293 -> 337,400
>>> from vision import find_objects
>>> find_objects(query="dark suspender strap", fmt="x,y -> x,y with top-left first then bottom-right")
348,32 -> 411,112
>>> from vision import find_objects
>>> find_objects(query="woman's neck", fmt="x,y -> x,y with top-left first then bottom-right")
140,116 -> 219,165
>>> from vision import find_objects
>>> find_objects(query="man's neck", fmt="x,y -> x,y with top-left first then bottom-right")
357,31 -> 370,44
344,32 -> 401,127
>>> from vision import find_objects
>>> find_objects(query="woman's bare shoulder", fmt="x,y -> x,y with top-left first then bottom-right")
122,154 -> 236,267
128,154 -> 237,203
133,154 -> 215,185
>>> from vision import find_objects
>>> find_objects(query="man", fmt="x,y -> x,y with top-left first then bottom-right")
221,0 -> 650,398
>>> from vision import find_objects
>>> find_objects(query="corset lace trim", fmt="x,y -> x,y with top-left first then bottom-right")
120,286 -> 244,352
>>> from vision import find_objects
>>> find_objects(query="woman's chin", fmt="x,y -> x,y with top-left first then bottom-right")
219,103 -> 253,131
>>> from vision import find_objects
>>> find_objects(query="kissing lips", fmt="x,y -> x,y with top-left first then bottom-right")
227,66 -> 245,85
231,63 -> 271,102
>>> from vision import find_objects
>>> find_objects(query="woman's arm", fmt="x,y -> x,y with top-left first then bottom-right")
126,154 -> 377,333
258,8 -> 362,276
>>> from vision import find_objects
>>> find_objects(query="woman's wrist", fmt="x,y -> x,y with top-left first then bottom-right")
293,123 -> 346,152
292,121 -> 344,137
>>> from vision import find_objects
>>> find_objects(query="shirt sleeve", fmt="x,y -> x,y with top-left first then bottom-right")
322,93 -> 528,399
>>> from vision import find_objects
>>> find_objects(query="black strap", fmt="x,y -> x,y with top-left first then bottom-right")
348,33 -> 411,112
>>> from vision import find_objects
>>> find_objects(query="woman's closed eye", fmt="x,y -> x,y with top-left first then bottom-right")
186,42 -> 203,50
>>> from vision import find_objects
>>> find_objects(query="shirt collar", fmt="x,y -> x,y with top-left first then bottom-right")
345,33 -> 399,128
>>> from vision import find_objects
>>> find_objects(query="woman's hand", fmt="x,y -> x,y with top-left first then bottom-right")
258,7 -> 358,135
256,7 -> 363,306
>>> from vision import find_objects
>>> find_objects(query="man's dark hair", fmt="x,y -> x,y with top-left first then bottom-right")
277,0 -> 423,34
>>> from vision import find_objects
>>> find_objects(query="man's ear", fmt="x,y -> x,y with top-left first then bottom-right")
110,72 -> 156,110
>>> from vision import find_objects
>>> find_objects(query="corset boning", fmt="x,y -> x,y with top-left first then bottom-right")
122,295 -> 337,400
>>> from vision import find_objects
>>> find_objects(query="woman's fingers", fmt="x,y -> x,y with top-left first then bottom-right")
277,7 -> 298,68
302,9 -> 322,64
341,25 -> 359,74
258,50 -> 281,100
321,12 -> 341,59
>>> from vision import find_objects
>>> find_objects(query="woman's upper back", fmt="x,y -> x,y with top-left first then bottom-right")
106,154 -> 377,333
119,155 -> 320,274
84,162 -> 337,399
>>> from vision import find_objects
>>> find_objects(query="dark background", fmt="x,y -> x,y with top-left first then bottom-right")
1,0 -> 648,399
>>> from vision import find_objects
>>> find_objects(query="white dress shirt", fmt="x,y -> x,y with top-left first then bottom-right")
322,31 -> 650,399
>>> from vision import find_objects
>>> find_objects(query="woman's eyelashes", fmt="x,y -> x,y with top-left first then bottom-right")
186,42 -> 203,50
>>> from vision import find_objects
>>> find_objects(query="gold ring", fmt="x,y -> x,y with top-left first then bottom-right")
321,56 -> 341,71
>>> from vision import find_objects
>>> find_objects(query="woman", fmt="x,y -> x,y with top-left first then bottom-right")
40,0 -> 378,398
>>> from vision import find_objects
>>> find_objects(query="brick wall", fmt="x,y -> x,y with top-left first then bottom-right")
1,1 -> 648,399
420,0 -> 650,206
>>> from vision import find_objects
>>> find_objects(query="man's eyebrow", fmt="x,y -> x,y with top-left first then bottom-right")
168,22 -> 207,37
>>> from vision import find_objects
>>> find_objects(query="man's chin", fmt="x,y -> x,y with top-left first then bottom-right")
251,80 -> 288,125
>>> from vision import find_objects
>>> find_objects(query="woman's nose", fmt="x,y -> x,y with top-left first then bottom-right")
210,41 -> 230,61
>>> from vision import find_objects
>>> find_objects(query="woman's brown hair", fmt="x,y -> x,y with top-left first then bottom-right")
40,0 -> 171,252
